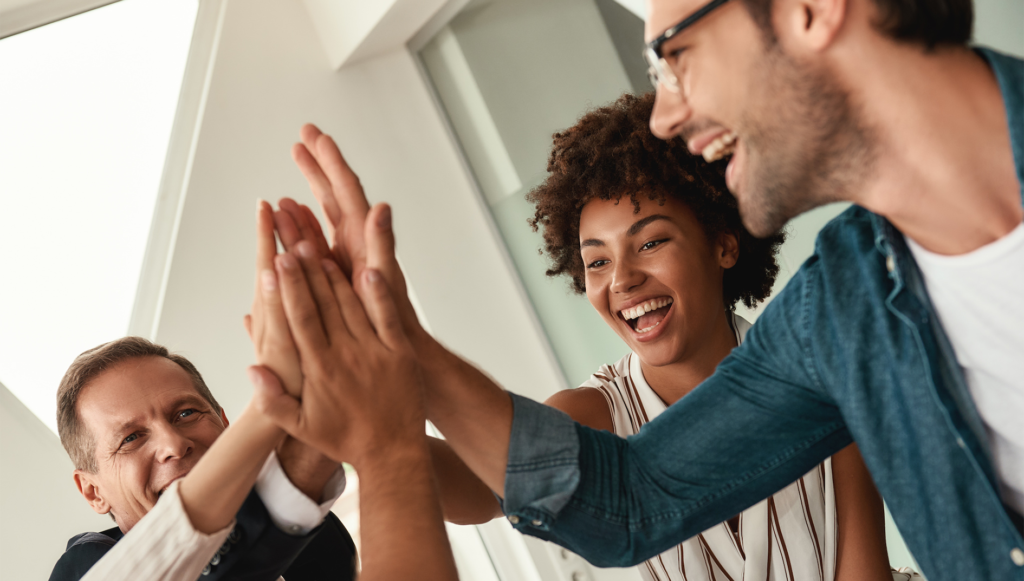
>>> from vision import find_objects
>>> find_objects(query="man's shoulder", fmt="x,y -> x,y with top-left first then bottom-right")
48,528 -> 122,581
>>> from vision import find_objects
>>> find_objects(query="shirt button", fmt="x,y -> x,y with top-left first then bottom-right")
886,255 -> 895,273
508,515 -> 520,524
531,519 -> 543,527
1011,547 -> 1024,566
956,437 -> 966,449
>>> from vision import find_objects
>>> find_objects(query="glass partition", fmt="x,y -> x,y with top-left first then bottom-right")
418,0 -> 847,387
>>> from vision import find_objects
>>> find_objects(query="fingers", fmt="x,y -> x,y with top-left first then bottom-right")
256,200 -> 277,273
321,256 -> 375,340
244,314 -> 253,340
300,204 -> 333,259
251,199 -> 278,343
292,133 -> 341,230
312,132 -> 370,220
278,198 -> 330,259
276,251 -> 330,353
274,207 -> 303,251
249,366 -> 302,436
357,268 -> 410,352
293,240 -> 349,342
365,203 -> 418,325
365,203 -> 396,274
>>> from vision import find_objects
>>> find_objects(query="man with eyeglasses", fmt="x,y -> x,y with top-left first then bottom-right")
279,0 -> 1022,579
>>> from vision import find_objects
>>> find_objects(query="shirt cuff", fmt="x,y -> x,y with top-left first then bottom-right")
501,393 -> 581,530
255,451 -> 346,536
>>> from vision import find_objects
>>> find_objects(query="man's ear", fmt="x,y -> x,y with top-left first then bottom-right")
717,232 -> 740,270
74,470 -> 111,516
220,409 -> 230,428
776,0 -> 848,53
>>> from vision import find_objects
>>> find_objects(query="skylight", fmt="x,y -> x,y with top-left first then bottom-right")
0,0 -> 198,433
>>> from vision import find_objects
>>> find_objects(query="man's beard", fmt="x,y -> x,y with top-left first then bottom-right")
737,48 -> 877,237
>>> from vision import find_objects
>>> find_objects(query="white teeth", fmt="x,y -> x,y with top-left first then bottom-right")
702,131 -> 737,162
620,297 -> 673,321
636,321 -> 662,333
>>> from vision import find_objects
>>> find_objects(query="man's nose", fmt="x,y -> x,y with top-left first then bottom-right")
153,425 -> 193,462
650,85 -> 692,139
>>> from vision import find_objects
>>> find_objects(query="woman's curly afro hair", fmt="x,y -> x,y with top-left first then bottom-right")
527,92 -> 785,310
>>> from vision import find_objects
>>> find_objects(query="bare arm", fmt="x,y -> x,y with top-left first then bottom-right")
832,443 -> 892,581
429,436 -> 503,524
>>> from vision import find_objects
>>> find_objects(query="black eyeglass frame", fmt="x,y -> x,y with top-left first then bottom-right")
645,0 -> 732,59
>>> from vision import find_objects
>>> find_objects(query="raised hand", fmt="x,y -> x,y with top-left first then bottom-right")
244,200 -> 302,395
254,237 -> 425,468
289,125 -> 420,339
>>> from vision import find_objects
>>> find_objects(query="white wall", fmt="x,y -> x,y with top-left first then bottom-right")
0,382 -> 112,580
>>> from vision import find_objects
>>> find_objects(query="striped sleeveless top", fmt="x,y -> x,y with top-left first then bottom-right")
578,313 -> 838,581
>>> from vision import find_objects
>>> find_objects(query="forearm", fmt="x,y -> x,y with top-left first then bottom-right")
179,405 -> 284,534
356,441 -> 458,581
428,436 -> 503,525
414,333 -> 514,495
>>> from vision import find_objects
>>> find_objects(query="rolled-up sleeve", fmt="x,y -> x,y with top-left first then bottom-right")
502,393 -> 581,523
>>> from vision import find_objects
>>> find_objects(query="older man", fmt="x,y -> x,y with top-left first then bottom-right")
47,336 -> 357,581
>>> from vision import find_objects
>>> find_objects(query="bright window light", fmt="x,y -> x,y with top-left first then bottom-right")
0,0 -> 198,433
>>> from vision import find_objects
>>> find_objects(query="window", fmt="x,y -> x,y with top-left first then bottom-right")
0,0 -> 198,431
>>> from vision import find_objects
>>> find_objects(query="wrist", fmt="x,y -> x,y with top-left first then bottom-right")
277,437 -> 341,502
350,437 -> 431,477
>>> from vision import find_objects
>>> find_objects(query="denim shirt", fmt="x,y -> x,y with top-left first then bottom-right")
502,47 -> 1024,581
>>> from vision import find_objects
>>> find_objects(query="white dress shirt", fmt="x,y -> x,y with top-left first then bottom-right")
79,451 -> 346,581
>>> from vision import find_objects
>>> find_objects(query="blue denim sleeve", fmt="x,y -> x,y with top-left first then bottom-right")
501,263 -> 852,567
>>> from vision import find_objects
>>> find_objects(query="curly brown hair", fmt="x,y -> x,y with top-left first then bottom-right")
527,92 -> 785,310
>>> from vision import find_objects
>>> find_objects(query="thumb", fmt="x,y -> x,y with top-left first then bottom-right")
247,366 -> 301,434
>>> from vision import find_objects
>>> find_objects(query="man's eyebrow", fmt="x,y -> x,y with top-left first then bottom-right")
628,215 -> 672,236
170,393 -> 210,410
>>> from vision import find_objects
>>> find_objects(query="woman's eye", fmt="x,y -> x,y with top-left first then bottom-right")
122,433 -> 138,446
641,239 -> 667,251
586,259 -> 609,269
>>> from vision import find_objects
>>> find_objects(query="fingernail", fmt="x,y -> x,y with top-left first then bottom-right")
298,241 -> 315,259
278,253 -> 297,270
366,269 -> 382,285
261,269 -> 277,291
377,205 -> 391,229
256,198 -> 265,213
322,259 -> 338,272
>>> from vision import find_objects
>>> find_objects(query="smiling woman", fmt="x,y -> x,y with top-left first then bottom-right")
525,92 -> 893,581
0,0 -> 198,433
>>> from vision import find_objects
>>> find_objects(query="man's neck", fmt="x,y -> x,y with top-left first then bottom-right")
839,43 -> 1021,254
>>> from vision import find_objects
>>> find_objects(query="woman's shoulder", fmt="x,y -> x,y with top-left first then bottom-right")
543,354 -> 632,433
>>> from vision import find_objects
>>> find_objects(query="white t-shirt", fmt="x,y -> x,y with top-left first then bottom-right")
907,222 -> 1024,514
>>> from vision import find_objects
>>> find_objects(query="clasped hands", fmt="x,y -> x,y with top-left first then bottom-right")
244,124 -> 427,471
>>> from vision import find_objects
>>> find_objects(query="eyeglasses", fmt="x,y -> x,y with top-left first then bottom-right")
643,0 -> 731,93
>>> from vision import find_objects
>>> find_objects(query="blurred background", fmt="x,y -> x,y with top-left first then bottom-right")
1,0 -> 1020,579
